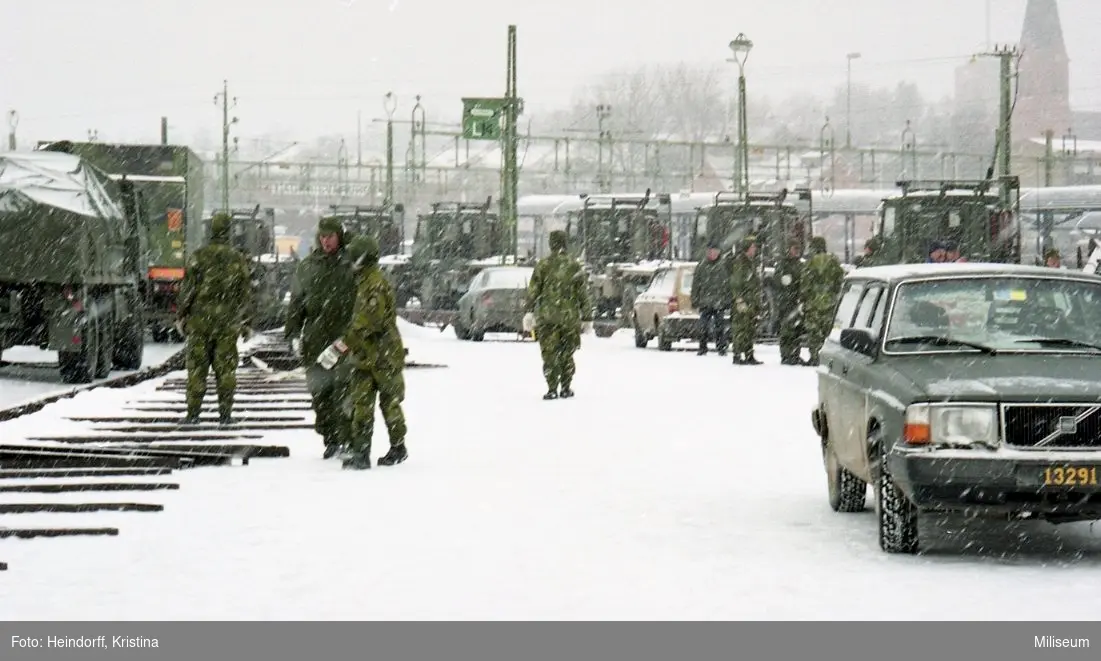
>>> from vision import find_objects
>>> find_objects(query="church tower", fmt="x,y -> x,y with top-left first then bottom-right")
1012,0 -> 1072,144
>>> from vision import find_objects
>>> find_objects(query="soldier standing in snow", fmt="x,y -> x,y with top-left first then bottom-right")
729,235 -> 762,365
690,240 -> 732,356
525,230 -> 592,400
774,240 -> 804,365
801,236 -> 845,367
176,212 -> 254,425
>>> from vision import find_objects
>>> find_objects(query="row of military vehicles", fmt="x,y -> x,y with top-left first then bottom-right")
0,141 -> 297,383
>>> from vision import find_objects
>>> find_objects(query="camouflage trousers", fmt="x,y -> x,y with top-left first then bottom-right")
184,329 -> 239,418
537,323 -> 580,390
729,308 -> 758,356
802,309 -> 833,360
777,304 -> 802,363
346,366 -> 407,456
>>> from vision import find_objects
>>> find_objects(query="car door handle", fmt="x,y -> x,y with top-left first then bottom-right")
840,365 -> 848,376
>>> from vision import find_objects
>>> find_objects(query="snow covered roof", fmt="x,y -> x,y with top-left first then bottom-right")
849,262 -> 1101,281
0,151 -> 124,219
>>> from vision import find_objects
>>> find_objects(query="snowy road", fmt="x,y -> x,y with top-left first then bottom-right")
0,342 -> 184,409
3,323 -> 1101,620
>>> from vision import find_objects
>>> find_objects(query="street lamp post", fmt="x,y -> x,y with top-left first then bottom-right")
846,52 -> 861,149
383,92 -> 397,206
727,33 -> 753,196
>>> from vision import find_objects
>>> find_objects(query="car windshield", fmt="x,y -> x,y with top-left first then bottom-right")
883,275 -> 1101,353
482,268 -> 534,289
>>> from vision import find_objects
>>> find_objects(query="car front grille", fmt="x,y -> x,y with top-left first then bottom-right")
1002,404 -> 1101,449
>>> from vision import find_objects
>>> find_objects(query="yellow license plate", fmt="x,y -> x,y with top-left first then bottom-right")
1042,466 -> 1100,487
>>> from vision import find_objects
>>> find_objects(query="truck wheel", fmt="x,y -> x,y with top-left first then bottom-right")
875,453 -> 919,554
95,324 -> 113,379
113,315 -> 144,370
59,324 -> 99,384
824,441 -> 867,512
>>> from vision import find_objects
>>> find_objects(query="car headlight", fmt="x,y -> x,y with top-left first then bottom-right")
903,403 -> 998,447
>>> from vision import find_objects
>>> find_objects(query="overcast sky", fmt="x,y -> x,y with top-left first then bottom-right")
2,0 -> 1099,146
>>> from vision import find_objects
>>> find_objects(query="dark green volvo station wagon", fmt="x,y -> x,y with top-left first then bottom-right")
810,262 -> 1101,554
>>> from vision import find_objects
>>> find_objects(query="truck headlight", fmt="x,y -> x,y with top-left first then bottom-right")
903,403 -> 998,447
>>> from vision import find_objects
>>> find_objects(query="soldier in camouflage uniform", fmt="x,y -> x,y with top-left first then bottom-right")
284,217 -> 358,459
774,240 -> 804,365
526,230 -> 592,400
337,235 -> 408,470
690,241 -> 732,356
176,212 -> 254,425
730,235 -> 762,365
801,236 -> 845,366
852,236 -> 880,268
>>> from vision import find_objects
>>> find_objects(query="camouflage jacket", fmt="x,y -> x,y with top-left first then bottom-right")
773,255 -> 803,311
344,264 -> 405,377
284,247 -> 357,363
526,252 -> 591,328
801,252 -> 845,316
690,255 -> 732,310
730,252 -> 761,314
177,239 -> 253,335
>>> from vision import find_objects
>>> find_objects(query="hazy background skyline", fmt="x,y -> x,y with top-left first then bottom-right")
3,0 -> 1099,147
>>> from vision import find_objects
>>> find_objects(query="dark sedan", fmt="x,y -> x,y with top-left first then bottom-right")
453,266 -> 535,341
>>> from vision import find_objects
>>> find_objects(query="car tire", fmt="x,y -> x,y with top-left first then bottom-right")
633,315 -> 648,349
824,442 -> 866,513
657,325 -> 672,351
875,452 -> 919,554
453,323 -> 470,340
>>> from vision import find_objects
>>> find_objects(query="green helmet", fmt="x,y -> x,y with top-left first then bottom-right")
549,230 -> 568,252
209,212 -> 232,241
346,234 -> 380,267
809,236 -> 828,254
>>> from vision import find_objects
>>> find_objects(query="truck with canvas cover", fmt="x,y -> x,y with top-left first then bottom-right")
0,150 -> 147,383
35,140 -> 206,342
324,203 -> 412,305
399,197 -> 502,326
690,188 -> 813,337
565,190 -> 673,336
863,177 -> 1022,266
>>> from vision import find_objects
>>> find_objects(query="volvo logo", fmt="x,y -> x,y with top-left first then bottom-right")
1057,416 -> 1079,434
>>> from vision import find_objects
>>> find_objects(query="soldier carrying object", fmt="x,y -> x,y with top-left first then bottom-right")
525,230 -> 592,400
800,236 -> 845,367
321,234 -> 409,470
176,212 -> 254,425
284,216 -> 358,459
691,240 -> 732,356
774,239 -> 805,366
730,234 -> 762,365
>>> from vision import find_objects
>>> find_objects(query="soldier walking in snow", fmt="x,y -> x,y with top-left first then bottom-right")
730,235 -> 762,365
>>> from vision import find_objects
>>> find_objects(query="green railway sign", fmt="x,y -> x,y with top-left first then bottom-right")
461,97 -> 507,141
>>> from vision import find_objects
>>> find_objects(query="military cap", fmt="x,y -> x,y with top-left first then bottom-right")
346,234 -> 380,266
549,230 -> 568,251
809,236 -> 828,253
318,216 -> 343,235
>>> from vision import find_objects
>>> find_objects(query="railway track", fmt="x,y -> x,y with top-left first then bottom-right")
0,331 -> 445,571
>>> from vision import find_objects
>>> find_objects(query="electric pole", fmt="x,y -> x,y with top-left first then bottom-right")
978,44 -> 1018,206
502,24 -> 520,257
7,111 -> 17,151
596,104 -> 611,193
408,95 -> 426,185
383,92 -> 396,206
213,80 -> 238,213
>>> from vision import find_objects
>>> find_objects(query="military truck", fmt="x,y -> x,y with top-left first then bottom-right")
0,150 -> 147,383
398,197 -> 505,325
323,203 -> 413,305
689,188 -> 813,337
563,190 -> 673,336
863,177 -> 1022,266
35,140 -> 205,343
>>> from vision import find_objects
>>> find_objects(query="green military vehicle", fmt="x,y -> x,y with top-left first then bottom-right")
323,203 -> 412,305
689,188 -> 813,337
564,190 -> 673,337
398,198 -> 505,326
0,148 -> 147,383
862,177 -> 1022,266
36,140 -> 206,342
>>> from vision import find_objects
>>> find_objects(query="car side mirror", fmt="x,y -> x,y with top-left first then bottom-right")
839,328 -> 877,356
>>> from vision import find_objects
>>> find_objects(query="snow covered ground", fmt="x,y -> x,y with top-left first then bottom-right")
3,323 -> 1101,620
0,341 -> 184,409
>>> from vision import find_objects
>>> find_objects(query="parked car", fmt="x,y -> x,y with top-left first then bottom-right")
632,262 -> 720,350
453,266 -> 534,341
810,262 -> 1101,554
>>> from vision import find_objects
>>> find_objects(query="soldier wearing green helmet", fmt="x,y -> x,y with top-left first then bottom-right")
176,211 -> 254,425
800,236 -> 845,366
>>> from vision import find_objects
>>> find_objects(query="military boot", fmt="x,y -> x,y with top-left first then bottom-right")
377,444 -> 408,467
342,450 -> 372,470
743,351 -> 762,365
180,412 -> 201,425
322,442 -> 344,460
559,383 -> 575,398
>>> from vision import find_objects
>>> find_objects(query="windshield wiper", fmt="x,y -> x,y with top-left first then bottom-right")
1013,338 -> 1101,353
885,335 -> 999,354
